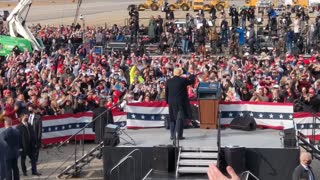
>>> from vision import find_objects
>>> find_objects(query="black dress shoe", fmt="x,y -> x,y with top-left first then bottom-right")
23,172 -> 28,176
32,172 -> 41,176
178,137 -> 186,140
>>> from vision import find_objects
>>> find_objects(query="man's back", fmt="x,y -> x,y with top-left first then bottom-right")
166,76 -> 193,104
1,127 -> 19,160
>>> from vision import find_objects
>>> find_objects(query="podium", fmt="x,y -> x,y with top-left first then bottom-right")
197,82 -> 222,129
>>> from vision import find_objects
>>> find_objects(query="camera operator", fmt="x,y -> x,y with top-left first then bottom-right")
229,6 -> 239,27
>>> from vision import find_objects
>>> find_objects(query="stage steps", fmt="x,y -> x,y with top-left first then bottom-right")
176,147 -> 218,177
297,131 -> 320,160
57,141 -> 104,179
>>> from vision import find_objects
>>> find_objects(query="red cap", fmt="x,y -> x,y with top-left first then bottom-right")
309,89 -> 315,94
36,82 -> 41,87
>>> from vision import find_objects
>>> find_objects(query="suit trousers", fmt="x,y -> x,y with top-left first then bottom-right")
6,158 -> 19,180
170,109 -> 184,139
20,151 -> 37,174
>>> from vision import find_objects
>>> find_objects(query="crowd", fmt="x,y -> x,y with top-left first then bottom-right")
0,4 -> 319,178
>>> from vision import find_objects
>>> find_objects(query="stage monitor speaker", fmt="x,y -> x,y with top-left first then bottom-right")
223,147 -> 247,175
230,116 -> 256,131
282,128 -> 297,147
104,124 -> 120,147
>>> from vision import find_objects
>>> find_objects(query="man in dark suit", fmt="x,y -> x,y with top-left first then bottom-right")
292,152 -> 315,180
0,129 -> 8,180
27,105 -> 42,163
16,112 -> 41,176
92,99 -> 114,144
1,117 -> 20,180
165,68 -> 195,141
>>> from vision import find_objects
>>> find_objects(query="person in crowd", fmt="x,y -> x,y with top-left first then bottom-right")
16,112 -> 41,176
220,17 -> 229,46
1,117 -> 20,180
165,68 -> 195,141
292,152 -> 315,180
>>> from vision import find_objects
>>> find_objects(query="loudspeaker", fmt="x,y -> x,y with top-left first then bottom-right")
220,147 -> 247,175
152,145 -> 176,172
230,116 -> 256,131
104,124 -> 120,147
282,128 -> 297,147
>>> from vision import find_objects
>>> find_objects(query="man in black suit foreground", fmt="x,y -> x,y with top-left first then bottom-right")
292,152 -> 315,180
27,105 -> 42,163
1,117 -> 20,180
0,136 -> 7,180
16,112 -> 41,176
165,68 -> 195,141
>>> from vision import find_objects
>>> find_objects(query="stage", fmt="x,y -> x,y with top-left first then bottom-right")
118,128 -> 284,148
103,128 -> 300,180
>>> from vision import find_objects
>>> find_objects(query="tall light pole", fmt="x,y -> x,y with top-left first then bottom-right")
80,14 -> 85,44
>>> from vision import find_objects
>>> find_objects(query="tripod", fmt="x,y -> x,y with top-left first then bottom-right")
118,126 -> 136,146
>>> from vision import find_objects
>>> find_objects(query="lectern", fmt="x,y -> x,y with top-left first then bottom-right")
197,82 -> 222,129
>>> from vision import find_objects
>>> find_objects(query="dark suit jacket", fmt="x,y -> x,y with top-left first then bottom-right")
92,107 -> 114,144
0,127 -> 20,160
16,123 -> 36,154
292,164 -> 315,180
29,113 -> 42,147
0,138 -> 7,179
165,75 -> 195,122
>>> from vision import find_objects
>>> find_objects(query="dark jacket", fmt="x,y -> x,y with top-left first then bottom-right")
165,75 -> 195,122
28,113 -> 42,147
0,127 -> 20,160
16,123 -> 36,154
292,164 -> 315,180
0,138 -> 7,179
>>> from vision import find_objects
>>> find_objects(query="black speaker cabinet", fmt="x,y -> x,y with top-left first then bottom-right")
223,147 -> 247,174
230,116 -> 256,131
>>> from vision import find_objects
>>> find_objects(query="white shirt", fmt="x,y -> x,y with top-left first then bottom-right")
28,113 -> 35,126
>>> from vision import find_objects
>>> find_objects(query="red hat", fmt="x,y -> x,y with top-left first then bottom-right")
301,74 -> 308,78
126,59 -> 132,65
3,89 -> 10,95
36,82 -> 41,87
309,89 -> 315,94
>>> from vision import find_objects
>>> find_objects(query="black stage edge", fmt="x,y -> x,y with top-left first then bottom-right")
103,146 -> 299,180
103,145 -> 176,180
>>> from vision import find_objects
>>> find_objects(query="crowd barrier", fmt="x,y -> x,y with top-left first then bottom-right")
0,101 -> 319,145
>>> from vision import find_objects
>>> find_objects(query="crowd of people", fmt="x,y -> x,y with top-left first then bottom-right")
0,4 -> 319,179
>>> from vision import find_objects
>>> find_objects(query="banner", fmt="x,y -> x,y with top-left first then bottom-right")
294,113 -> 320,140
0,101 -> 303,145
125,101 -> 168,129
219,102 -> 294,130
0,111 -> 127,145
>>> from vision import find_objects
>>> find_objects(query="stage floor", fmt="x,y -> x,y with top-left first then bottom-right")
119,128 -> 284,149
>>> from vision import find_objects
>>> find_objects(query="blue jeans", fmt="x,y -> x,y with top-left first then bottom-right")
241,18 -> 246,29
182,39 -> 189,54
221,30 -> 228,46
286,41 -> 293,54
